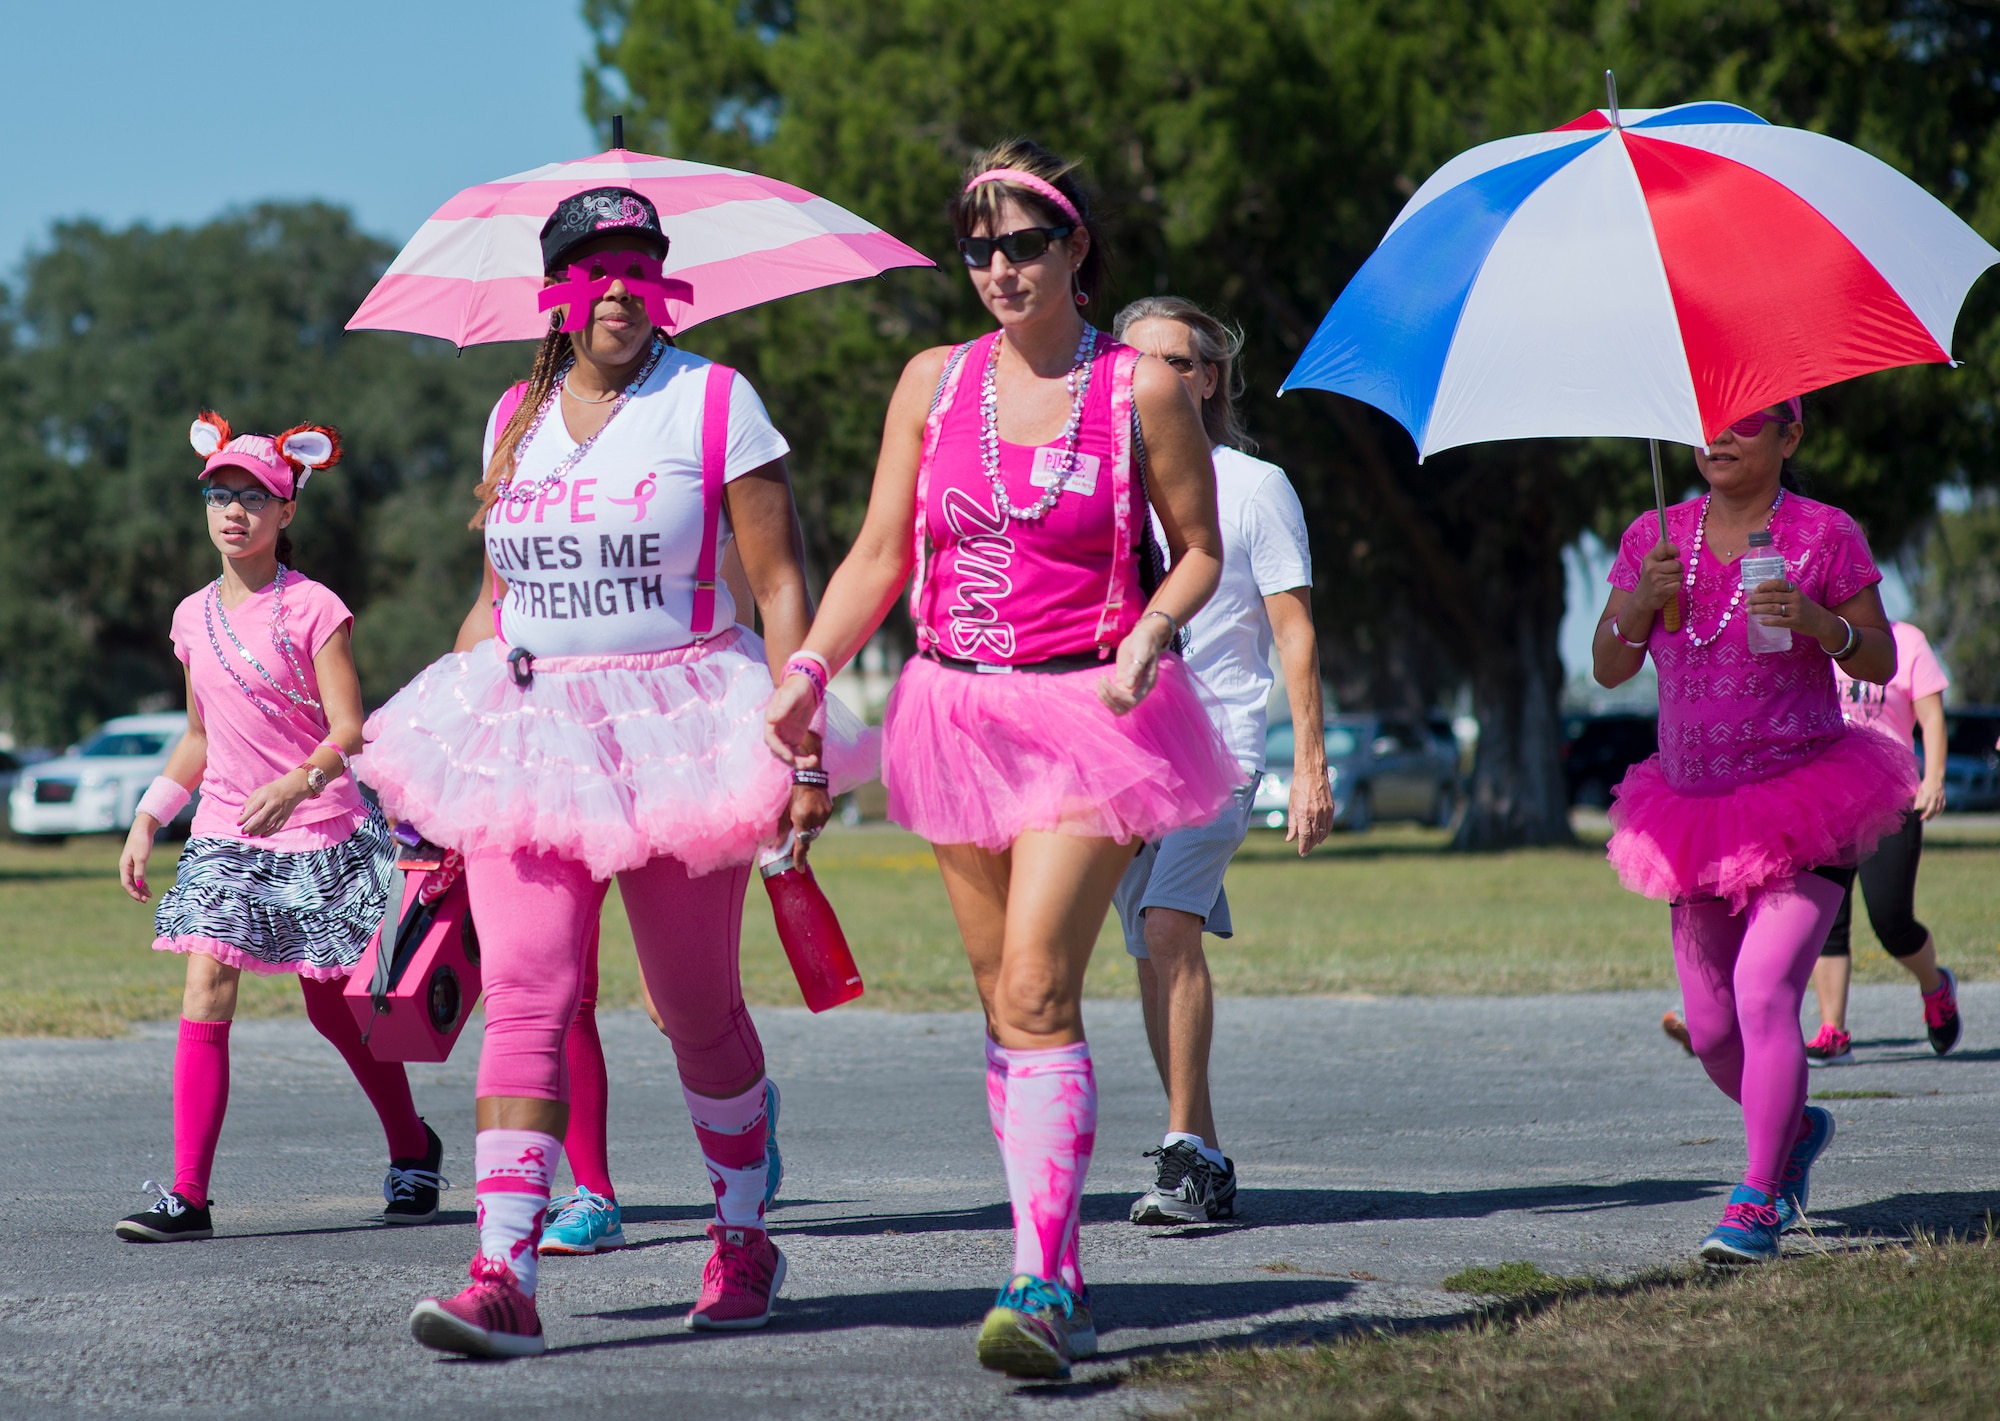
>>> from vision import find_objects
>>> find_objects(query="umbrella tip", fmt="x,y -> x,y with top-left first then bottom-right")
612,114 -> 624,151
1604,70 -> 1620,128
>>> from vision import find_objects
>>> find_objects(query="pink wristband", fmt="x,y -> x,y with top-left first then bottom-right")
784,655 -> 829,703
137,776 -> 191,827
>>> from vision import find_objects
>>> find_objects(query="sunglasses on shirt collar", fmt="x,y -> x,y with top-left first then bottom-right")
957,225 -> 1075,267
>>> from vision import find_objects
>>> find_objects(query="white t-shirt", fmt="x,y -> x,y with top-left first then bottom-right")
1152,445 -> 1314,771
482,349 -> 789,657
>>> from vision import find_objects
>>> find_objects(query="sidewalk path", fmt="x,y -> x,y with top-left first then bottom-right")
5,986 -> 1997,1419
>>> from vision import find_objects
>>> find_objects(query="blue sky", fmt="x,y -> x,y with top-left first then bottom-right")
1,0 -> 599,276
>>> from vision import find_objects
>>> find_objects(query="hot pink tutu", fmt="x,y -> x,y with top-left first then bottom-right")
356,627 -> 877,881
1607,726 -> 1916,911
882,654 -> 1243,849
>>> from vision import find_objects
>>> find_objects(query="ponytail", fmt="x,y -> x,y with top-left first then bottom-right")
468,317 -> 571,530
277,528 -> 295,567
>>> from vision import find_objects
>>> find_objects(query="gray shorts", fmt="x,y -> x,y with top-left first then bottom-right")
1113,784 -> 1257,958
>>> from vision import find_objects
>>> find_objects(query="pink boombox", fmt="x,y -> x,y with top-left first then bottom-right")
344,835 -> 482,1063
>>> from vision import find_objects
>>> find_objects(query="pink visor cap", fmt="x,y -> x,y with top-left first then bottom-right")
189,412 -> 341,497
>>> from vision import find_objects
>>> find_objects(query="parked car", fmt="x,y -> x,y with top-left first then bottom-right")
1942,706 -> 2000,812
1562,713 -> 1659,807
1253,713 -> 1459,833
8,714 -> 194,839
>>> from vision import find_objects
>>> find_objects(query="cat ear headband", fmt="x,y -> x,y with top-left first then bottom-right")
190,411 -> 342,496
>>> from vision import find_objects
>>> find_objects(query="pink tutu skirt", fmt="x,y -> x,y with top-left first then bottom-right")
356,627 -> 878,881
882,654 -> 1243,849
1607,726 -> 1916,910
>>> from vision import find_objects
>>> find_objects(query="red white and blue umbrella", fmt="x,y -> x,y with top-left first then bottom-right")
1282,99 -> 1999,458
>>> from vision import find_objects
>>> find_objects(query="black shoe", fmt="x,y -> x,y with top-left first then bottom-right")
383,1120 -> 449,1225
115,1183 -> 213,1242
1925,967 -> 1963,1056
1129,1141 -> 1232,1224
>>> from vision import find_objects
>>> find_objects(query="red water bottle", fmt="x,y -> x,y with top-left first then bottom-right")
760,836 -> 864,1012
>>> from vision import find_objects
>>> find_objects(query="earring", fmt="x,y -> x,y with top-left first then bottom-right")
1075,289 -> 1088,307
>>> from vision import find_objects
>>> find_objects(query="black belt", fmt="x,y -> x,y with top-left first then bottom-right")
925,650 -> 1107,675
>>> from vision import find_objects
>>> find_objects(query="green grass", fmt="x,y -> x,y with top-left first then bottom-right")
8,817 -> 2000,1036
1439,1261 -> 1595,1299
1141,1237 -> 2000,1420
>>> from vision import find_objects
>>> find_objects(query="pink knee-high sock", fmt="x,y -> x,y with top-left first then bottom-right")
562,922 -> 615,1199
297,976 -> 429,1161
1734,877 -> 1844,1197
172,1018 -> 230,1207
985,1037 -> 1084,1294
475,1128 -> 561,1295
683,1080 -> 768,1228
994,1041 -> 1096,1290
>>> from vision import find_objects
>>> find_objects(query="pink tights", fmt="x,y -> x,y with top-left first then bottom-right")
563,920 -> 616,1199
1672,873 -> 1845,1198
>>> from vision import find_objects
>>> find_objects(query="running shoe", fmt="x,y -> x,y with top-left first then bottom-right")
686,1223 -> 786,1331
1699,1185 -> 1783,1265
975,1274 -> 1073,1380
1066,1286 -> 1097,1360
1661,1010 -> 1695,1057
382,1120 -> 448,1225
114,1181 -> 212,1243
539,1185 -> 625,1255
1775,1105 -> 1836,1232
1804,1024 -> 1854,1067
408,1255 -> 545,1358
1130,1141 -> 1234,1224
764,1078 -> 784,1210
1925,967 -> 1962,1056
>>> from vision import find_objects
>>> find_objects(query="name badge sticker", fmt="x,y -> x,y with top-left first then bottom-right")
1029,446 -> 1100,496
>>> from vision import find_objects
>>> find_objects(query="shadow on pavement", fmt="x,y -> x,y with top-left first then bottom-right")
1808,1189 -> 2000,1237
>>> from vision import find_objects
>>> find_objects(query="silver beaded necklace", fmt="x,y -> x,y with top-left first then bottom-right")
506,334 -> 668,504
204,565 -> 323,722
1682,488 -> 1787,649
980,326 -> 1097,522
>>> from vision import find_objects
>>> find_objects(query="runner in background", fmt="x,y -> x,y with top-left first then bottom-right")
1805,619 -> 1961,1063
1109,296 -> 1331,1225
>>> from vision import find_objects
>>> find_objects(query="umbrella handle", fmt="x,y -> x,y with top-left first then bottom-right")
1661,589 -> 1682,634
1650,438 -> 1681,634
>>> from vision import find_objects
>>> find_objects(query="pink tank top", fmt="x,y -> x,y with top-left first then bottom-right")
912,330 -> 1145,664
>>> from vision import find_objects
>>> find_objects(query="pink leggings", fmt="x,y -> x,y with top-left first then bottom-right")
465,847 -> 760,1101
1672,873 -> 1845,1198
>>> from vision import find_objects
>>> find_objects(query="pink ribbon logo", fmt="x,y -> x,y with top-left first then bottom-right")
607,475 -> 656,522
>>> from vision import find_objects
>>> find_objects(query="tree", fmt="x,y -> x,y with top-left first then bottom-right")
0,205 -> 527,744
588,0 -> 2000,847
1913,496 -> 2000,702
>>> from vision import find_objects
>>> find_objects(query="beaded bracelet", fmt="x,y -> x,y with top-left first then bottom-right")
783,655 -> 829,703
791,767 -> 831,789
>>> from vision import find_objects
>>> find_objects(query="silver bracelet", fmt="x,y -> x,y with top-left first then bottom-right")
1141,609 -> 1178,638
1830,617 -> 1861,662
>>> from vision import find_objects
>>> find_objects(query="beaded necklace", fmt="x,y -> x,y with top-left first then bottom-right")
204,565 -> 323,723
1681,488 -> 1787,649
506,334 -> 668,505
980,326 -> 1097,522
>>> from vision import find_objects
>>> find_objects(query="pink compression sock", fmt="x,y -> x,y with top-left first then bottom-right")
474,1129 -> 561,1295
297,975 -> 429,1160
994,1041 -> 1096,1291
172,1018 -> 231,1207
682,1080 -> 768,1228
562,923 -> 616,1200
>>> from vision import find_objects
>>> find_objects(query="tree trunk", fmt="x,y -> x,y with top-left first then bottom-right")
1455,601 -> 1575,850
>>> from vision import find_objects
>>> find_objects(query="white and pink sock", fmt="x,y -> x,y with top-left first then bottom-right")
991,1041 -> 1096,1293
474,1128 -> 561,1296
683,1080 -> 769,1229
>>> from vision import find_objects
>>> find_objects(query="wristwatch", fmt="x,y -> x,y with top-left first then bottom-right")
302,765 -> 328,798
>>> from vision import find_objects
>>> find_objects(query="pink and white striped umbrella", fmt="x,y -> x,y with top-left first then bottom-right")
347,148 -> 933,347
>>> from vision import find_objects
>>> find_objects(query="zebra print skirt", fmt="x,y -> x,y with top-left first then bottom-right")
152,806 -> 394,981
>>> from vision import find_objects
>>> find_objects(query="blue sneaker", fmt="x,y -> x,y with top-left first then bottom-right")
538,1186 -> 625,1255
764,1078 -> 784,1210
975,1274 -> 1074,1379
1775,1105 -> 1835,1232
1700,1185 -> 1783,1264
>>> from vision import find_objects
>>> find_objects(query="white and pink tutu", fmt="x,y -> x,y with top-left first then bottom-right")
356,626 -> 877,880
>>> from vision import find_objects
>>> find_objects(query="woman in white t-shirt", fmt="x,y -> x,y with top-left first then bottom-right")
357,187 -> 873,1356
1805,619 -> 1962,1064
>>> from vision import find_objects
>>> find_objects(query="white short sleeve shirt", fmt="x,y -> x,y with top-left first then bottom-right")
482,349 -> 790,657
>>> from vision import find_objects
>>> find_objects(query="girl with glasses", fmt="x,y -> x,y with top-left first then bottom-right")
1593,399 -> 1914,1265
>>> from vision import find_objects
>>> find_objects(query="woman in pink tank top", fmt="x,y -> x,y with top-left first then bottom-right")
1593,399 -> 1913,1268
766,140 -> 1239,1378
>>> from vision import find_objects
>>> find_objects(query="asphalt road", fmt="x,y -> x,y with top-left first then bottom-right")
5,984 -> 1998,1419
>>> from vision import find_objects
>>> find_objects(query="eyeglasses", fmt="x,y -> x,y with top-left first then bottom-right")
200,485 -> 279,511
957,225 -> 1075,267
1721,410 -> 1794,440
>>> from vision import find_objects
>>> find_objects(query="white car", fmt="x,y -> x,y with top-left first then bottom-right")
9,713 -> 193,839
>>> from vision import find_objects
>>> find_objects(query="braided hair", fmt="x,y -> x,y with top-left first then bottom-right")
468,315 -> 571,530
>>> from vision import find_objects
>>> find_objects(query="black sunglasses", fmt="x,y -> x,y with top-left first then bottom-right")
200,485 -> 279,512
957,225 -> 1075,268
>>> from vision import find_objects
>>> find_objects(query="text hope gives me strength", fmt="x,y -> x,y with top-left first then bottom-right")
492,532 -> 673,621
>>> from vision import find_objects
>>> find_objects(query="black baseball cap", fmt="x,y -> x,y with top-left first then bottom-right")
539,187 -> 671,274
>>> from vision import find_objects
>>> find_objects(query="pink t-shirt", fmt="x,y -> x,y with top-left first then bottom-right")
1835,620 -> 1947,752
1610,493 -> 1882,794
171,571 -> 365,845
917,333 -> 1145,664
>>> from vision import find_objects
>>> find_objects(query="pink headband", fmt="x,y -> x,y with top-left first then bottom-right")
964,168 -> 1082,228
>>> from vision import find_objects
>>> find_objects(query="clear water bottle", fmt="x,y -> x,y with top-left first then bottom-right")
1740,530 -> 1792,655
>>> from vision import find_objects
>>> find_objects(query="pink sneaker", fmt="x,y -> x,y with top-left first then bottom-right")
1804,1023 -> 1853,1067
686,1223 -> 786,1331
409,1254 -> 546,1357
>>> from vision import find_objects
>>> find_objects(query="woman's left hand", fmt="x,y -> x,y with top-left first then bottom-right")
1099,614 -> 1172,716
1915,778 -> 1947,820
238,771 -> 312,838
780,781 -> 833,870
1746,578 -> 1840,644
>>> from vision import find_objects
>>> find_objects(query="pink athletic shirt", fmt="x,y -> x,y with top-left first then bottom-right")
1610,493 -> 1883,794
170,572 -> 365,845
916,332 -> 1145,664
1835,619 -> 1946,752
